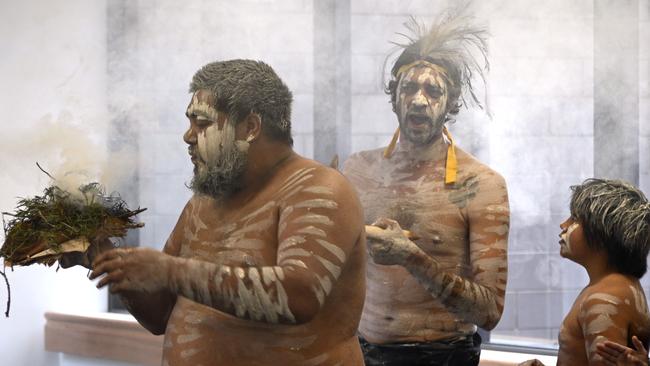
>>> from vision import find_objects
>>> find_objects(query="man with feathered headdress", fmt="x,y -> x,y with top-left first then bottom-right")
343,9 -> 510,365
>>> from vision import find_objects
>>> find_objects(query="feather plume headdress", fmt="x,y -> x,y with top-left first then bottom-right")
382,7 -> 489,184
387,8 -> 490,111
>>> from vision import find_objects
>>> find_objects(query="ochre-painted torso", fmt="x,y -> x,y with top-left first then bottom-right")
557,274 -> 650,365
162,158 -> 365,365
343,143 -> 509,343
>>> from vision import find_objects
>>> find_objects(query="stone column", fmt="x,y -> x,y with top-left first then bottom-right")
313,0 -> 351,166
594,0 -> 639,184
106,0 -> 140,311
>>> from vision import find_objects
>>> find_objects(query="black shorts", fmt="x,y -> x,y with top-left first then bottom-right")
358,333 -> 482,366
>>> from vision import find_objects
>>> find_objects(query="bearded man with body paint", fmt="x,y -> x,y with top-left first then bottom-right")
519,179 -> 650,366
84,60 -> 366,365
342,14 -> 509,366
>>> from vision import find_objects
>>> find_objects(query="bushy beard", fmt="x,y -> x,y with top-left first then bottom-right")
190,143 -> 248,201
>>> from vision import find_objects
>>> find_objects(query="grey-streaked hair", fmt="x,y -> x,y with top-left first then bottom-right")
385,6 -> 489,121
570,178 -> 650,278
189,59 -> 293,145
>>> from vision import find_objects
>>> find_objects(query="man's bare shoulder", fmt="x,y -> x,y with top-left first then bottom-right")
453,145 -> 508,211
163,196 -> 201,255
272,154 -> 365,253
342,147 -> 385,171
582,275 -> 645,305
575,275 -> 649,328
284,154 -> 356,181
572,275 -> 650,363
455,145 -> 506,183
273,155 -> 362,201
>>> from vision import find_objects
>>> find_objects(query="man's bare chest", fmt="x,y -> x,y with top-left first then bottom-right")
359,165 -> 480,210
179,198 -> 280,266
358,167 -> 479,211
358,174 -> 478,260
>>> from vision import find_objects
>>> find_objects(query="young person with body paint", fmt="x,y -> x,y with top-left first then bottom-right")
342,12 -> 510,366
80,60 -> 366,365
519,179 -> 650,366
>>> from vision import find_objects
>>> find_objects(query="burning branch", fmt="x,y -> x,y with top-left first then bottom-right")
0,178 -> 146,316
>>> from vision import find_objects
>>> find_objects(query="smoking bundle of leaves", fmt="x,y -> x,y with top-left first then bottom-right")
1,183 -> 146,267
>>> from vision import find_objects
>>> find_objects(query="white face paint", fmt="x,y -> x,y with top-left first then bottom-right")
187,91 -> 250,173
396,64 -> 450,145
187,92 -> 220,121
197,121 -> 235,166
560,222 -> 580,255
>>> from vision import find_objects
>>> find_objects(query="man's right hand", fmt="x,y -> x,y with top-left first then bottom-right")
90,247 -> 176,294
365,218 -> 424,266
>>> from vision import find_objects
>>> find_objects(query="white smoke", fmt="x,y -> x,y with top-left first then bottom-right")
2,110 -> 136,202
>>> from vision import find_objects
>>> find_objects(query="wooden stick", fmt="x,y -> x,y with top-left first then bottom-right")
0,269 -> 10,317
365,225 -> 420,241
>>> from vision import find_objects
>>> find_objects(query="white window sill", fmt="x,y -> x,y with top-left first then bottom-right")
44,311 -> 163,366
480,349 -> 558,365
44,312 -> 558,366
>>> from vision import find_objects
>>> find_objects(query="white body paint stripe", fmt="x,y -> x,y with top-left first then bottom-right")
312,284 -> 325,305
230,238 -> 265,250
292,214 -> 334,226
303,186 -> 334,195
586,293 -> 621,305
281,259 -> 308,269
294,199 -> 338,210
296,226 -> 327,237
283,184 -> 307,200
177,333 -> 202,344
585,303 -> 618,316
240,200 -> 276,221
180,348 -> 199,359
274,267 -> 285,280
278,235 -> 307,250
315,239 -> 346,263
630,285 -> 648,313
586,314 -> 618,335
315,255 -> 341,279
261,267 -> 277,286
280,167 -> 316,190
278,248 -> 313,261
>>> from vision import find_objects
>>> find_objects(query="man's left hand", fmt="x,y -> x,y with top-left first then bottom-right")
89,247 -> 176,294
365,218 -> 422,265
